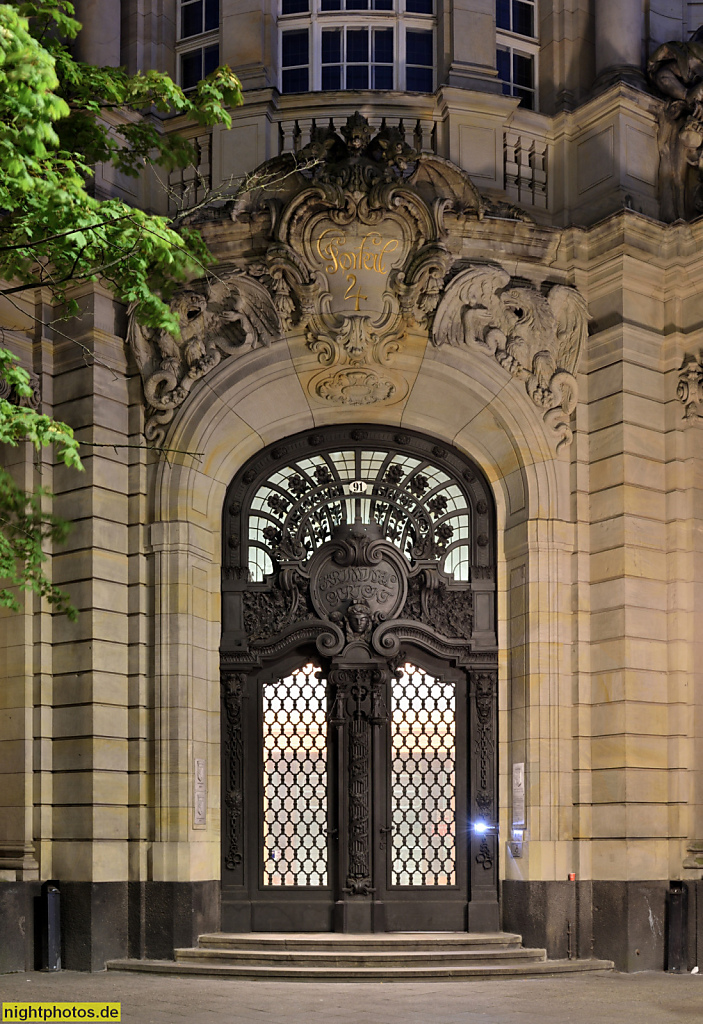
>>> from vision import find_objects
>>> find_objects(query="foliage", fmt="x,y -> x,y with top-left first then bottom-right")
0,1 -> 242,615
0,0 -> 243,331
0,348 -> 81,617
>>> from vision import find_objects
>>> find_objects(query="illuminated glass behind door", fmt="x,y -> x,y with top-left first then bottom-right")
391,663 -> 456,885
262,663 -> 328,886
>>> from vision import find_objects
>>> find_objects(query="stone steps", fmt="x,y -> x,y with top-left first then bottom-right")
196,931 -> 525,952
106,932 -> 614,980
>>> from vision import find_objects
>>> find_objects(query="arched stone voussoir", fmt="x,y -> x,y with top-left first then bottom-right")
401,354 -> 566,523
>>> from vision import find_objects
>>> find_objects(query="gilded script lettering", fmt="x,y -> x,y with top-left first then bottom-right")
316,229 -> 399,277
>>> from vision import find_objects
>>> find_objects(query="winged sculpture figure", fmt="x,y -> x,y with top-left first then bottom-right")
127,273 -> 282,445
432,265 -> 589,450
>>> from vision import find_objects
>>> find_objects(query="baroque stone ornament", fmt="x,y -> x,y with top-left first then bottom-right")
648,30 -> 703,221
432,266 -> 589,451
0,365 -> 41,409
127,273 -> 282,444
131,113 -> 557,435
224,113 -> 497,410
677,352 -> 703,419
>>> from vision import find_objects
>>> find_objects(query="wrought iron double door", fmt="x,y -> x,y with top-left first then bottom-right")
223,649 -> 477,933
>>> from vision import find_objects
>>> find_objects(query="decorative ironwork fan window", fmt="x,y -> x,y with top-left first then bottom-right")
245,443 -> 477,583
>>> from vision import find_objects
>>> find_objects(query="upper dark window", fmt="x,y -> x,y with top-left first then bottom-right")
496,0 -> 535,37
496,0 -> 537,109
279,0 -> 435,94
181,0 -> 219,38
178,0 -> 220,91
181,44 -> 220,91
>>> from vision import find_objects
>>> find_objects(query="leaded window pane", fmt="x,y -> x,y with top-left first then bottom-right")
203,43 -> 219,76
205,0 -> 220,30
282,28 -> 309,66
406,28 -> 432,66
513,0 -> 534,36
374,27 -> 393,63
496,0 -> 510,30
322,28 -> 342,63
347,27 -> 369,63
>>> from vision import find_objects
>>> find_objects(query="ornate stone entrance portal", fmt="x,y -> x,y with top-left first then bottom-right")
220,426 -> 498,933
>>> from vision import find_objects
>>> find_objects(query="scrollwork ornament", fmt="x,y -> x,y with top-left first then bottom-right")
677,352 -> 703,419
129,274 -> 282,445
0,365 -> 41,409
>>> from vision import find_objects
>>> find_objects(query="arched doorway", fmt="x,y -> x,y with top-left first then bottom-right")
220,425 -> 498,932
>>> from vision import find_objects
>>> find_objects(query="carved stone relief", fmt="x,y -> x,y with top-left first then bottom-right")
255,115 -> 456,409
127,274 -> 282,444
677,352 -> 703,419
432,266 -> 589,451
128,113 -> 589,450
648,30 -> 703,221
0,366 -> 41,409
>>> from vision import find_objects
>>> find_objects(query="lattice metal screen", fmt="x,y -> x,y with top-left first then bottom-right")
262,664 -> 328,886
391,663 -> 456,886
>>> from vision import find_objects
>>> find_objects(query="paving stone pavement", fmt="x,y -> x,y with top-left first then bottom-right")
2,970 -> 703,1024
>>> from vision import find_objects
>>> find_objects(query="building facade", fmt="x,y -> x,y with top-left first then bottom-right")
3,0 -> 703,973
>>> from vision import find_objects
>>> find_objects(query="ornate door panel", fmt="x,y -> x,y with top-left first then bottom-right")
221,426 -> 498,933
376,658 -> 468,931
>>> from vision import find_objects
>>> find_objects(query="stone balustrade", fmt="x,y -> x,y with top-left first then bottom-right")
275,113 -> 439,156
167,133 -> 214,213
503,126 -> 549,210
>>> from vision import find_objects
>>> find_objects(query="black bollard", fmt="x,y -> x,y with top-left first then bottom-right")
665,881 -> 688,973
41,880 -> 61,971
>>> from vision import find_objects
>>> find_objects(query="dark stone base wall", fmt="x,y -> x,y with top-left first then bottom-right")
502,879 -> 703,972
5,878 -> 703,972
0,881 -> 41,973
0,880 -> 220,973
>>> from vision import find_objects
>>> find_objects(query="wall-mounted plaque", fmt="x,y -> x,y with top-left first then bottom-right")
194,757 -> 207,827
